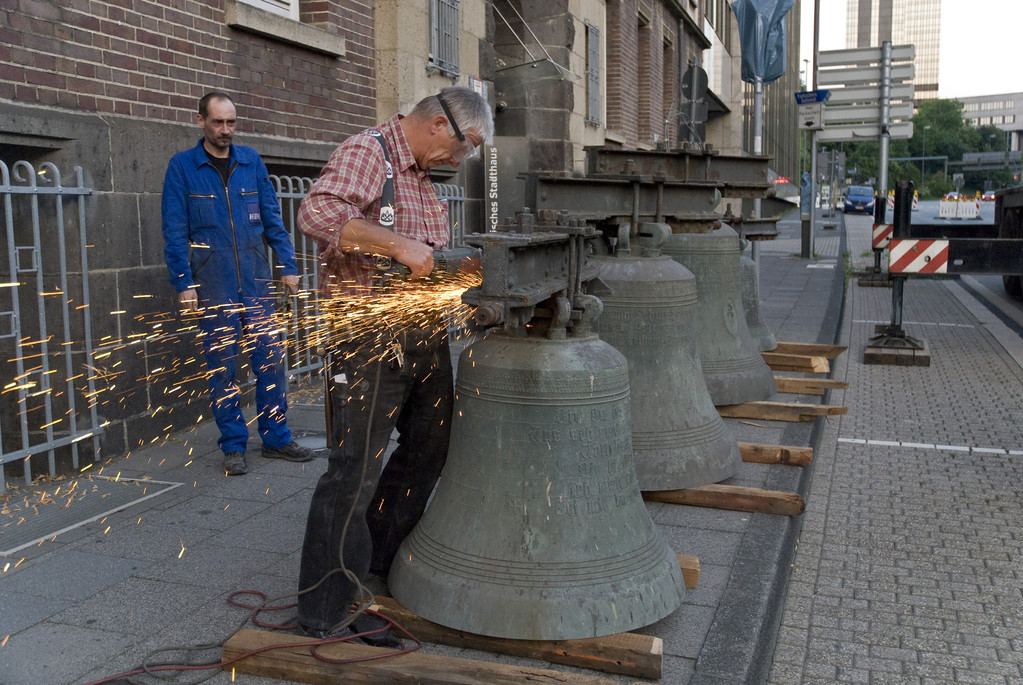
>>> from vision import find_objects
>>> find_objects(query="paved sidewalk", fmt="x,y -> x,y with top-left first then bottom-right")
2,208 -> 847,685
768,214 -> 1023,684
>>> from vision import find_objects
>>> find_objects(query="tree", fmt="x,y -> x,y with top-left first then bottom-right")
834,99 -> 1012,199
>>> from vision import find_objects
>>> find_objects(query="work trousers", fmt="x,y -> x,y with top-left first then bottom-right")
198,297 -> 291,455
297,330 -> 453,630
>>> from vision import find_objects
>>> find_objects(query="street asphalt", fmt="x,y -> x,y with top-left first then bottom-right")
2,202 -> 1020,684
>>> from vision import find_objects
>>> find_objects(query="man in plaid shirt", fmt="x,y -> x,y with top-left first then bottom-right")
295,87 -> 493,645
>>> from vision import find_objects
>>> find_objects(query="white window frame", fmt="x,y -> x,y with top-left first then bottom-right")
237,0 -> 300,22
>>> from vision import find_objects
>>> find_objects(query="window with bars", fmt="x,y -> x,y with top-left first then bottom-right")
585,22 -> 601,126
429,0 -> 460,77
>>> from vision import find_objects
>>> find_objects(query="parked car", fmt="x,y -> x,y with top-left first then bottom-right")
982,190 -> 996,201
843,185 -> 875,214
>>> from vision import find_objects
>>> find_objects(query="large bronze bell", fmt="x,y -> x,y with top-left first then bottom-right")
590,223 -> 740,490
388,215 -> 684,640
663,225 -> 776,405
740,239 -> 777,351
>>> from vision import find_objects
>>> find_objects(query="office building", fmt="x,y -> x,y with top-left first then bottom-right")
846,0 -> 941,101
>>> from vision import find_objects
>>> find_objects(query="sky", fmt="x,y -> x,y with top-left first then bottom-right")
798,0 -> 1023,99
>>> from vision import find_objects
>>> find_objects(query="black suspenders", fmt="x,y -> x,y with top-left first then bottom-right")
367,130 -> 396,272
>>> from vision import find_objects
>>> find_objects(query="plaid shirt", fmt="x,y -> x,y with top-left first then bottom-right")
298,114 -> 449,294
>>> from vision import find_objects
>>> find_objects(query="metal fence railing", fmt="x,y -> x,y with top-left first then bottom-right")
0,161 -> 101,492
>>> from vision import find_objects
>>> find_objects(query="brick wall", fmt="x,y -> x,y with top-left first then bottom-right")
605,0 -> 638,144
0,0 -> 376,141
636,3 -> 664,145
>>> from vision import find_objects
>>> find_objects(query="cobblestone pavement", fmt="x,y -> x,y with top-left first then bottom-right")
768,213 -> 1023,684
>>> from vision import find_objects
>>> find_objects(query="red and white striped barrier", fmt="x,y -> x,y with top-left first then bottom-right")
872,223 -> 893,249
889,238 -> 949,274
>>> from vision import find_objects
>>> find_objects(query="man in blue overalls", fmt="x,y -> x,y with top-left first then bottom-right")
161,92 -> 313,475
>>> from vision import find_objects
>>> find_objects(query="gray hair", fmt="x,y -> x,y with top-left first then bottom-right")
412,86 -> 494,145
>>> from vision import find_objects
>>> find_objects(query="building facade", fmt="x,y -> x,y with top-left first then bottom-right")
958,92 -> 1021,153
1,0 -> 801,479
845,0 -> 941,102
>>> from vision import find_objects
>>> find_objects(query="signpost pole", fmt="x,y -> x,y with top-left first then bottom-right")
753,76 -> 763,264
805,0 -> 820,259
876,41 -> 892,228
806,131 -> 817,258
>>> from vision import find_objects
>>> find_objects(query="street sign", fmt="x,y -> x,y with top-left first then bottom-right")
816,121 -> 914,143
798,102 -> 824,130
815,43 -> 915,144
817,63 -> 914,86
825,83 -> 914,104
794,89 -> 831,105
817,44 -> 915,67
823,102 -> 914,125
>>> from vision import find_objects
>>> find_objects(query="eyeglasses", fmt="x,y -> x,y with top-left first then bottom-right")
437,94 -> 479,160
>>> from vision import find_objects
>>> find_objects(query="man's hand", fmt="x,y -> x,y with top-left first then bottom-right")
338,218 -> 435,279
178,288 -> 199,312
395,237 -> 434,279
281,274 -> 300,294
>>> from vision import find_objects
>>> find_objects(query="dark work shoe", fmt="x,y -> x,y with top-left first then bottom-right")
351,612 -> 400,648
261,440 -> 314,462
224,452 -> 247,476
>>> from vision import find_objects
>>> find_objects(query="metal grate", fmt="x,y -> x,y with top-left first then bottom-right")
429,0 -> 460,77
0,161 -> 101,493
586,22 -> 602,126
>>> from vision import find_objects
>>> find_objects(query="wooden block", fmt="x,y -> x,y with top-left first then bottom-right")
718,400 -> 847,422
369,597 -> 663,680
761,352 -> 830,373
643,484 -> 805,516
772,341 -> 847,359
738,441 -> 813,466
222,628 -> 627,685
677,554 -> 700,589
773,376 -> 849,396
863,344 -> 931,367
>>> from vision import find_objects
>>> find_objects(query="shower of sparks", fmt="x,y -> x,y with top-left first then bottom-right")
1,257 -> 480,477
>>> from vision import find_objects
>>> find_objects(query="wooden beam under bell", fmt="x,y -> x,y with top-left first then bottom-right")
761,351 -> 830,373
221,628 -> 629,684
738,441 -> 814,466
643,484 -> 806,516
368,596 -> 665,680
773,375 -> 849,396
718,400 -> 847,422
771,341 -> 847,359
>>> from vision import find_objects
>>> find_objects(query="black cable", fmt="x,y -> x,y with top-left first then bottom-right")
81,339 -> 415,685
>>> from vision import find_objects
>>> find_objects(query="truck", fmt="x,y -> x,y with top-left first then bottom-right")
996,186 -> 1023,297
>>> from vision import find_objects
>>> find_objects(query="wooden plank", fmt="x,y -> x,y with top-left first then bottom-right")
222,628 -> 626,685
643,484 -> 805,516
371,597 -> 662,679
772,341 -> 847,359
677,554 -> 700,589
761,352 -> 830,373
774,376 -> 849,396
738,441 -> 814,466
718,400 -> 847,422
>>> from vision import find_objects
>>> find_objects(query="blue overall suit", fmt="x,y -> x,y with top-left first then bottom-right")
161,139 -> 298,455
